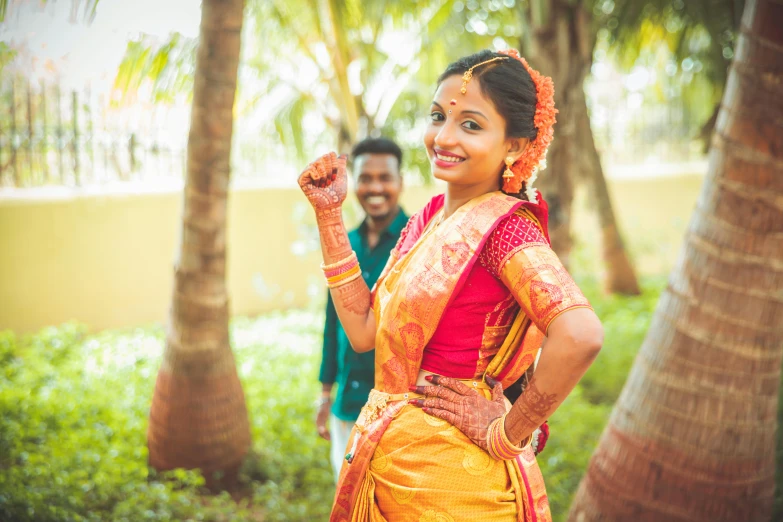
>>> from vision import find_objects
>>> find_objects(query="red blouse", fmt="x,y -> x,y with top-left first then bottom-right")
390,194 -> 590,380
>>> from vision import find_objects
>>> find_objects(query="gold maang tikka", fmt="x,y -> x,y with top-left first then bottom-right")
461,56 -> 509,94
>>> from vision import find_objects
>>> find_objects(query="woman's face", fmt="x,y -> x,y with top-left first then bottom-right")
424,74 -> 524,191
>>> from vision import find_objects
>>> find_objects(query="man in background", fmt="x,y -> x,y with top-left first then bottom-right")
316,137 -> 407,481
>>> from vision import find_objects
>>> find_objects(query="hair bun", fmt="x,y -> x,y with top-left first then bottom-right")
498,49 -> 557,196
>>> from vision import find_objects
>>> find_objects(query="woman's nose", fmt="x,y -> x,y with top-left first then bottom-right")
434,122 -> 458,148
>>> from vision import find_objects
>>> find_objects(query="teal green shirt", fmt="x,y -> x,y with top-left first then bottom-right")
319,208 -> 408,421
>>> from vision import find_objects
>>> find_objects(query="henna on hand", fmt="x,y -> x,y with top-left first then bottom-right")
504,376 -> 558,445
298,153 -> 353,261
409,374 -> 506,451
298,152 -> 348,210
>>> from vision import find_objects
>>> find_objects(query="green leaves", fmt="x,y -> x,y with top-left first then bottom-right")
0,315 -> 331,521
7,275 -> 758,522
112,32 -> 197,106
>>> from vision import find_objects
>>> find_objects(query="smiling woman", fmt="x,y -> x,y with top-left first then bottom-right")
425,73 -> 526,197
297,49 -> 603,522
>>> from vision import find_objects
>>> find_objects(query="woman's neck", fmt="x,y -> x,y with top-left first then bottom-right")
443,179 -> 501,218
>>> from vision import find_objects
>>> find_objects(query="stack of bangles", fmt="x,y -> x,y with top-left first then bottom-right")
322,251 -> 362,289
486,414 -> 533,461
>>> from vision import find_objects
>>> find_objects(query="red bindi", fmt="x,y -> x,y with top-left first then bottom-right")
449,99 -> 457,106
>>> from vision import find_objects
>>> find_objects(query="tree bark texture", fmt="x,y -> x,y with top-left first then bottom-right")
522,3 -> 584,267
568,1 -> 783,520
574,90 -> 641,295
524,1 -> 640,297
147,0 -> 251,490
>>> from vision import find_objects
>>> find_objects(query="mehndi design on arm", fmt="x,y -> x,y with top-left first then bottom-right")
504,376 -> 558,444
335,278 -> 372,316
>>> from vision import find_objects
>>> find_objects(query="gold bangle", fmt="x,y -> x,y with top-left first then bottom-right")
499,414 -> 532,452
321,251 -> 358,272
486,417 -> 504,460
326,264 -> 361,286
328,270 -> 362,289
487,414 -> 529,461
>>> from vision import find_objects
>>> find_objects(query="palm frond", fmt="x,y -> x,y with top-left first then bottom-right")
112,32 -> 196,106
273,95 -> 311,161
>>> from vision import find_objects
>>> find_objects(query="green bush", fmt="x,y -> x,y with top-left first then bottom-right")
0,314 -> 333,521
1,276 -> 779,521
537,276 -> 664,520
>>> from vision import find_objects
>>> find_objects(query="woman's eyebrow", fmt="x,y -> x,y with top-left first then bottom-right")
461,109 -> 488,121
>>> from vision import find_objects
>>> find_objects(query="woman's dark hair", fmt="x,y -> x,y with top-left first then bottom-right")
438,50 -> 538,141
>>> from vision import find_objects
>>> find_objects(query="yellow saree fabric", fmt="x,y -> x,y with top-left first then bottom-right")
331,192 -> 587,522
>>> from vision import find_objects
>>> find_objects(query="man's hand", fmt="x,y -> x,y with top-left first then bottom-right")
316,398 -> 332,441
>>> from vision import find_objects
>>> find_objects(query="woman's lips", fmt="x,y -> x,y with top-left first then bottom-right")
433,149 -> 465,168
434,157 -> 461,168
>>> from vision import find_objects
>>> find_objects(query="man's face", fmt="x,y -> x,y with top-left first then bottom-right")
353,153 -> 403,220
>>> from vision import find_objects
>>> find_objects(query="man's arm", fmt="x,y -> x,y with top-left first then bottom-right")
317,292 -> 339,440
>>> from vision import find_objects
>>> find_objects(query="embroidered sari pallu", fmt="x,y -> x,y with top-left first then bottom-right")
332,192 -> 590,522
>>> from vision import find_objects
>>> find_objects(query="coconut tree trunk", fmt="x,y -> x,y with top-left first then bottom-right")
568,1 -> 783,519
147,0 -> 250,490
524,1 -> 641,296
522,5 -> 582,267
575,89 -> 641,295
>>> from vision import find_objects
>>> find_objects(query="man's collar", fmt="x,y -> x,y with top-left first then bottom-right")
387,206 -> 408,236
359,206 -> 408,239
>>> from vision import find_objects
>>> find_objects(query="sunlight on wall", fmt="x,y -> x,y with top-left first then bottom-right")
0,176 -> 704,333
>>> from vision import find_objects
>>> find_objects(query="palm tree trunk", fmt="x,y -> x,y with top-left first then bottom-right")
568,1 -> 783,519
575,90 -> 641,295
523,6 -> 581,267
147,0 -> 250,491
524,1 -> 641,295
323,0 -> 361,153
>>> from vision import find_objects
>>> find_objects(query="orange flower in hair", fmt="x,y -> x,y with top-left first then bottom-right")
498,49 -> 558,197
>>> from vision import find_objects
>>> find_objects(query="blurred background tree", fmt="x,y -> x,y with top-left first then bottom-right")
146,0 -> 251,491
569,0 -> 782,519
105,0 -> 744,296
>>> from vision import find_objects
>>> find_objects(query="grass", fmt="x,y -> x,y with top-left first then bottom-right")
1,272 -> 780,521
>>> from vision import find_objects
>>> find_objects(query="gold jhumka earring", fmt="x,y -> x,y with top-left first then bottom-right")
461,56 -> 509,94
503,156 -> 515,179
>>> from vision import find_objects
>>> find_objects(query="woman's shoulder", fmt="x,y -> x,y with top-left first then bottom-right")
420,193 -> 446,221
480,206 -> 549,277
397,193 -> 445,252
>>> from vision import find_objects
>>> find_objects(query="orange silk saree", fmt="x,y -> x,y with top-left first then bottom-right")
331,191 -> 572,522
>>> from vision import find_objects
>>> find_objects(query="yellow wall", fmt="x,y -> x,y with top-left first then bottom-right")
0,175 -> 703,333
0,185 -> 440,333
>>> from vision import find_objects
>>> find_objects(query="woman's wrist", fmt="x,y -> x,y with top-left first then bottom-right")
315,206 -> 352,261
314,205 -> 344,227
504,418 -> 531,447
487,414 -> 533,461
